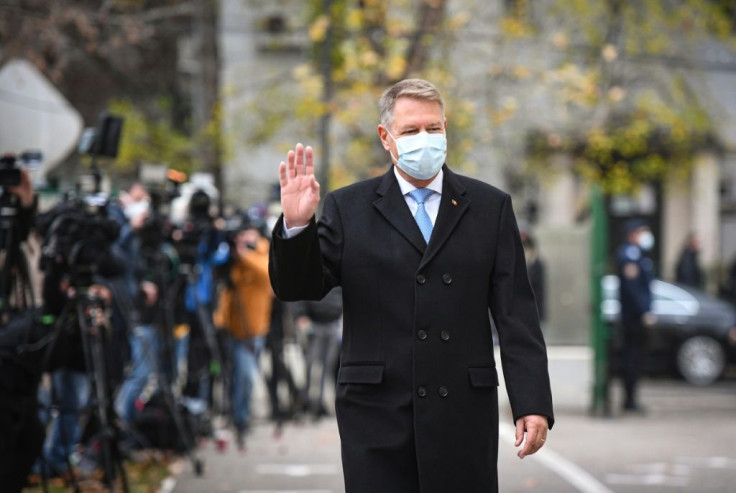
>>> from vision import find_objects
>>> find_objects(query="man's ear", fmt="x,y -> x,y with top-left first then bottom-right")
377,125 -> 391,151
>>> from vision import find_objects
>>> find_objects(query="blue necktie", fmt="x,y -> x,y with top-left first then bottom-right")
408,188 -> 435,244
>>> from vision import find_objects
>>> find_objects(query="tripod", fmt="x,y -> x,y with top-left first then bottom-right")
36,288 -> 130,493
136,243 -> 204,475
0,191 -> 35,324
75,290 -> 129,492
169,261 -> 229,421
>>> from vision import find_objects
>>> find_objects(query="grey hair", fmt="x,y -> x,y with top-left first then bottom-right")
378,78 -> 445,130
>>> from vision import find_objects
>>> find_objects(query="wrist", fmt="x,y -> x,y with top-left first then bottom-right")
283,216 -> 310,229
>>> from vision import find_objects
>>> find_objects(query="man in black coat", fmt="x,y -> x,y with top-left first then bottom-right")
616,220 -> 655,412
269,79 -> 554,492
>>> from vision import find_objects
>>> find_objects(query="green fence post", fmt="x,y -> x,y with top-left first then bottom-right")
590,184 -> 610,416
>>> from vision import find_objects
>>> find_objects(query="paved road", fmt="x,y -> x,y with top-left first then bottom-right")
170,379 -> 736,493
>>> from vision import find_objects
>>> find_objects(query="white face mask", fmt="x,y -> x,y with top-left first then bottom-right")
638,231 -> 655,251
124,199 -> 150,221
387,131 -> 447,180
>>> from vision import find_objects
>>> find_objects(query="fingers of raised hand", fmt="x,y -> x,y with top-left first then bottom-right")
279,162 -> 288,188
305,145 -> 314,176
294,143 -> 305,176
287,149 -> 296,179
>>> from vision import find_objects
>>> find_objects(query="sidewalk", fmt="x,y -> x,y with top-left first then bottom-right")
170,379 -> 736,493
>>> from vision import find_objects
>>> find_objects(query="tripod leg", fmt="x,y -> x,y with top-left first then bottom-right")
77,301 -> 130,492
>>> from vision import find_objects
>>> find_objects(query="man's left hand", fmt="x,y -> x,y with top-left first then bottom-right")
515,414 -> 549,459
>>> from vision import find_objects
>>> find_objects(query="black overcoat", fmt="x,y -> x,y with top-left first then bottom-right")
270,166 -> 554,493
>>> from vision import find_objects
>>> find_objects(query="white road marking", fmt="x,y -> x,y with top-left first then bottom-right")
238,490 -> 334,493
605,472 -> 689,487
499,423 -> 614,493
255,464 -> 341,477
677,456 -> 736,469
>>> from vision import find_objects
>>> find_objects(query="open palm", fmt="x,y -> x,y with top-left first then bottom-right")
279,143 -> 321,228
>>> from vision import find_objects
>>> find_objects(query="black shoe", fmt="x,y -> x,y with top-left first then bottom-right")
623,403 -> 646,414
235,423 -> 250,450
312,404 -> 330,420
236,428 -> 245,450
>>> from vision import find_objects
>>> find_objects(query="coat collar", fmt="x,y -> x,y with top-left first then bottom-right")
373,165 -> 470,267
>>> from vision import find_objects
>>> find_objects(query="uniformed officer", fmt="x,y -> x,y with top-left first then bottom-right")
616,219 -> 655,412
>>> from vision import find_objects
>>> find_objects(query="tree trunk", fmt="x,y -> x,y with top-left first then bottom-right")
402,0 -> 447,80
193,0 -> 221,189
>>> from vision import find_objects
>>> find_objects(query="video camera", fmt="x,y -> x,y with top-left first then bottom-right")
37,189 -> 120,290
167,174 -> 222,267
135,164 -> 183,254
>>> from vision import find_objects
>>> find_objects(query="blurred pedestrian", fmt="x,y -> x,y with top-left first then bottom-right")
295,287 -> 342,419
270,78 -> 553,492
675,232 -> 703,289
616,219 -> 655,413
522,234 -> 546,323
265,298 -> 305,426
214,219 -> 272,449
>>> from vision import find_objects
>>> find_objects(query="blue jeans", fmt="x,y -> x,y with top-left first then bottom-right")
41,369 -> 90,473
231,336 -> 265,430
115,324 -> 159,424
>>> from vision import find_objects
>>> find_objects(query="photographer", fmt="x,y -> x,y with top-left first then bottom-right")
1,164 -> 37,320
0,166 -> 43,492
0,191 -> 120,490
33,193 -> 122,481
110,184 -> 163,428
4,165 -> 35,240
170,188 -> 229,416
214,217 -> 271,449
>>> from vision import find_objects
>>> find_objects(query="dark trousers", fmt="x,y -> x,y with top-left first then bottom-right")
265,333 -> 301,421
621,318 -> 646,408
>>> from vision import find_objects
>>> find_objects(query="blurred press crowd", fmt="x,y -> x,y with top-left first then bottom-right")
0,161 -> 340,492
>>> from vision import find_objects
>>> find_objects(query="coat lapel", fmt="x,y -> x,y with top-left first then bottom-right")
373,168 -> 427,255
419,166 -> 469,271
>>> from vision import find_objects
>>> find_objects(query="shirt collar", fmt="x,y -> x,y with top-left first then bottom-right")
393,166 -> 443,197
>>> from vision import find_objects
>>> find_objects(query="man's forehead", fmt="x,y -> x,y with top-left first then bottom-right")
392,99 -> 443,126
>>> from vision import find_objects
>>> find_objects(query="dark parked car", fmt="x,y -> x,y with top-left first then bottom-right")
602,275 -> 736,385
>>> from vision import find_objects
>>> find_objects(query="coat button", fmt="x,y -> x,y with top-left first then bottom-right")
417,386 -> 428,397
438,386 -> 448,397
440,330 -> 450,341
442,273 -> 452,285
417,329 -> 428,340
416,274 -> 426,285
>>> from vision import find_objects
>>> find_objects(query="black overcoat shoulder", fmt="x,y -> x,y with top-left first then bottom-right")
270,165 -> 554,493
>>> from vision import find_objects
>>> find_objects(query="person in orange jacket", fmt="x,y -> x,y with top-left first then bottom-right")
214,219 -> 272,448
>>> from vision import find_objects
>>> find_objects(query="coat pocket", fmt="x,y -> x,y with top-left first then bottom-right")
338,364 -> 385,384
468,366 -> 499,387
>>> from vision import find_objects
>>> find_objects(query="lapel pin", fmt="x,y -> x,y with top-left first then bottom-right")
451,199 -> 458,206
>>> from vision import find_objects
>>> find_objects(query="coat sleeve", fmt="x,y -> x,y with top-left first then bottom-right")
269,192 -> 343,302
489,194 -> 555,428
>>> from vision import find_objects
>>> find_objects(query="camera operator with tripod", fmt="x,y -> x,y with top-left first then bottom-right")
1,184 -> 124,491
0,158 -> 38,322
